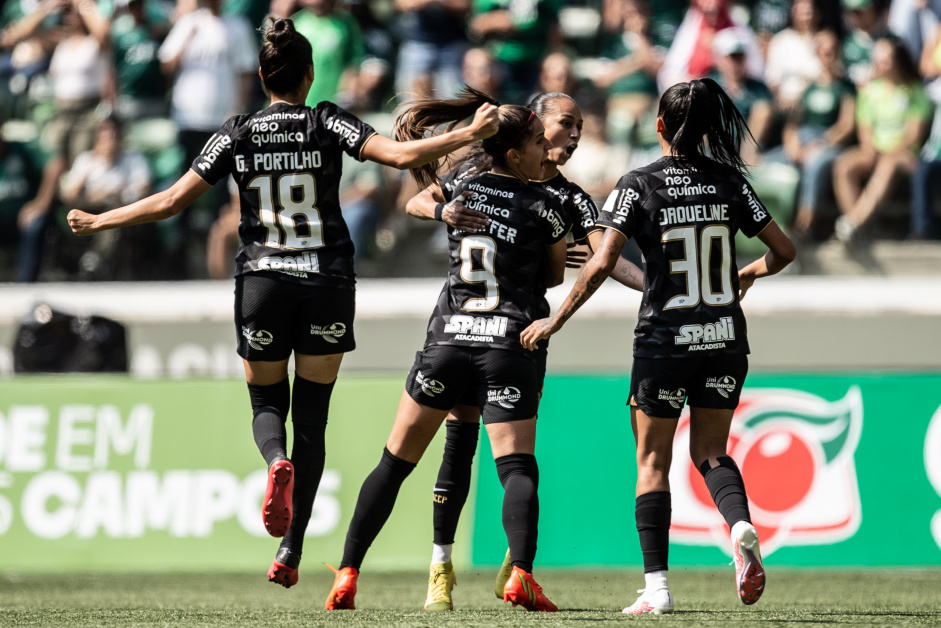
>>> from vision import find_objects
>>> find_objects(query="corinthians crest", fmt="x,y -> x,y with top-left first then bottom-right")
670,387 -> 864,557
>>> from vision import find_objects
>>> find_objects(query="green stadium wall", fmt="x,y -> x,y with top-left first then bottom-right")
1,374 -> 939,571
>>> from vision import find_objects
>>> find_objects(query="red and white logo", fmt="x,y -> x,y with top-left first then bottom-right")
925,402 -> 941,551
671,387 -> 864,556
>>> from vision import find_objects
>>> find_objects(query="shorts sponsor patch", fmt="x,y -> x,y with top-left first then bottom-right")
706,375 -> 737,399
658,387 -> 687,409
416,370 -> 445,397
487,386 -> 522,409
311,322 -> 347,344
242,326 -> 273,351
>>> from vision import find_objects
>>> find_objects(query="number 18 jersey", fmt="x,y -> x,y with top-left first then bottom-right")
425,172 -> 570,357
596,156 -> 773,359
192,101 -> 377,288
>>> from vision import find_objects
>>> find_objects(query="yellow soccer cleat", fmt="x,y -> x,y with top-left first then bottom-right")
493,549 -> 513,599
423,561 -> 457,611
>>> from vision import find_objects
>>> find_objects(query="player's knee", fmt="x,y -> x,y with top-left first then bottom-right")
291,375 -> 334,426
247,377 -> 290,419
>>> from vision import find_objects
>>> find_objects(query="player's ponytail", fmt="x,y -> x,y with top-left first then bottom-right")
659,78 -> 753,173
258,17 -> 313,96
394,86 -> 538,188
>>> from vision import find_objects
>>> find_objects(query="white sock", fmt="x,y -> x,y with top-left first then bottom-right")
644,570 -> 668,591
432,543 -> 452,565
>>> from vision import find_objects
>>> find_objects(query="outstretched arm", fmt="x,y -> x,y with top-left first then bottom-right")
361,103 -> 499,169
520,228 -> 627,350
68,170 -> 210,235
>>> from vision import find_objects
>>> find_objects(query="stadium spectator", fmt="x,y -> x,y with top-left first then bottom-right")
462,46 -> 505,102
776,30 -> 856,241
468,0 -> 562,104
393,0 -> 471,102
0,118 -> 42,282
833,36 -> 932,243
343,0 -> 395,112
158,0 -> 256,274
841,0 -> 889,87
764,0 -> 823,113
16,0 -> 110,283
206,176 -> 240,279
339,144 -> 387,269
291,0 -> 365,108
109,0 -> 169,119
910,27 -> 941,240
593,0 -> 662,142
658,0 -> 763,92
710,28 -> 774,163
59,116 -> 154,279
887,0 -> 941,62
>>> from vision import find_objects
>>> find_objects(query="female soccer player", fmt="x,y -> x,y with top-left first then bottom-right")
324,90 -> 568,613
67,17 -> 498,588
405,91 -> 645,611
521,78 -> 796,614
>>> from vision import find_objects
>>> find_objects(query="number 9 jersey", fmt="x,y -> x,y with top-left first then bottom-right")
192,101 -> 377,288
596,156 -> 773,359
425,172 -> 571,357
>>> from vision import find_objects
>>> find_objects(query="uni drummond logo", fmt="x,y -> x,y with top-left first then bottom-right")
241,327 -> 273,351
488,387 -> 522,409
416,371 -> 445,397
311,322 -> 347,344
670,387 -> 863,557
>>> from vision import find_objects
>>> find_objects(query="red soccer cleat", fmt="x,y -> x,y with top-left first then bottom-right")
325,564 -> 358,610
502,566 -> 559,612
732,521 -> 766,605
267,547 -> 300,589
263,459 -> 294,537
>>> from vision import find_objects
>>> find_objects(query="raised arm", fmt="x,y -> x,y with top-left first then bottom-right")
68,170 -> 210,235
361,103 -> 498,169
521,228 -> 626,350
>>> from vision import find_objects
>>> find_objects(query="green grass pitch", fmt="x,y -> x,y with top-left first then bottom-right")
2,569 -> 940,627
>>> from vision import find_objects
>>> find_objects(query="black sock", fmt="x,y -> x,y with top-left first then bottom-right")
280,376 -> 334,555
248,378 -> 290,466
699,456 -> 751,528
636,491 -> 671,573
496,453 -> 539,573
433,421 -> 480,545
340,448 -> 416,570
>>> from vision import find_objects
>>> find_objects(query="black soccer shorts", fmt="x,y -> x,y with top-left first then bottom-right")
234,271 -> 356,361
405,345 -> 540,423
628,353 -> 749,419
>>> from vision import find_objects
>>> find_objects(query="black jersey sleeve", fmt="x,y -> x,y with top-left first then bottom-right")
316,101 -> 378,162
191,115 -> 244,186
567,182 -> 601,243
736,175 -> 774,237
439,162 -> 478,202
596,173 -> 643,239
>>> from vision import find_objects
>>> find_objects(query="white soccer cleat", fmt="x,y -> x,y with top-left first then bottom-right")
731,521 -> 765,605
622,587 -> 674,615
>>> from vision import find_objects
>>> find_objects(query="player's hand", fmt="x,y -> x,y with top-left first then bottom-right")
566,242 -> 589,268
738,271 -> 756,301
442,194 -> 490,233
468,102 -> 499,140
67,209 -> 99,236
520,316 -> 561,351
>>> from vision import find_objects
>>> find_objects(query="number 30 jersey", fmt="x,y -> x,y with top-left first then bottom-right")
425,172 -> 570,357
192,101 -> 377,288
596,156 -> 773,359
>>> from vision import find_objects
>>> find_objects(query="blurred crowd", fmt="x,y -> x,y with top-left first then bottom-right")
1,0 -> 940,282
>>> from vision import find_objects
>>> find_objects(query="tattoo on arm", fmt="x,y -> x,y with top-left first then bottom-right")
556,266 -> 607,324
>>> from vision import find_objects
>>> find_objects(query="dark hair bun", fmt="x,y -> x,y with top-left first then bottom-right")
265,18 -> 296,50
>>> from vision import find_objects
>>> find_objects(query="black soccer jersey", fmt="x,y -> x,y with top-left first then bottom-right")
441,165 -> 600,243
192,101 -> 377,287
425,171 -> 570,356
595,156 -> 773,359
